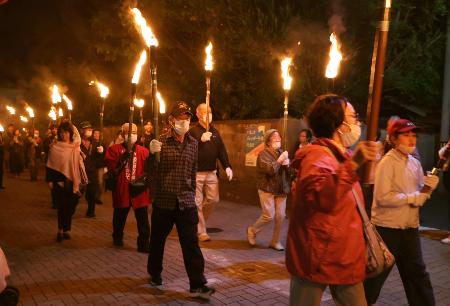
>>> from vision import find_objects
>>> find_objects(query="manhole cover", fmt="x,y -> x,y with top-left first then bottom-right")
207,227 -> 223,233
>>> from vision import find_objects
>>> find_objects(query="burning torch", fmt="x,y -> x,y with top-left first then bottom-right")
131,7 -> 159,159
129,50 -> 147,152
134,98 -> 145,134
62,94 -> 73,122
48,107 -> 57,125
325,33 -> 343,91
90,81 -> 110,142
281,57 -> 293,151
26,106 -> 35,131
204,42 -> 213,131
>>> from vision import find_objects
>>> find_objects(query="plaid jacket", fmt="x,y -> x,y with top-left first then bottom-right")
153,129 -> 198,210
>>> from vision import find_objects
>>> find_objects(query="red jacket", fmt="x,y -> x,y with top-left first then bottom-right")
105,143 -> 151,209
286,138 -> 366,285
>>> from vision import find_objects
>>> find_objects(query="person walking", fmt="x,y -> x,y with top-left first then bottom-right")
105,123 -> 151,253
43,124 -> 59,209
246,129 -> 291,251
80,122 -> 104,218
364,119 -> 439,306
189,103 -> 233,242
147,101 -> 215,300
287,94 -> 379,306
46,121 -> 87,242
8,129 -> 24,178
27,129 -> 43,181
440,141 -> 450,245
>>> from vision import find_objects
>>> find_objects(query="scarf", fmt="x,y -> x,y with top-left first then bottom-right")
46,140 -> 88,194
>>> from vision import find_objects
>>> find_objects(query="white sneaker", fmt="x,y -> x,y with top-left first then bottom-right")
441,237 -> 450,245
269,242 -> 285,251
247,227 -> 256,246
198,233 -> 211,242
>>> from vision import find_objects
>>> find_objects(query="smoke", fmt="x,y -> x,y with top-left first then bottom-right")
328,0 -> 346,34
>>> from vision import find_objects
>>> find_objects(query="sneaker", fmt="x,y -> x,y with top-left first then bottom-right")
269,242 -> 285,251
198,233 -> 211,242
149,275 -> 162,286
247,227 -> 256,246
62,232 -> 71,240
189,285 -> 215,300
441,237 -> 450,245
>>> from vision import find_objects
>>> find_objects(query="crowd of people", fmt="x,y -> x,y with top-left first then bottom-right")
0,94 -> 449,304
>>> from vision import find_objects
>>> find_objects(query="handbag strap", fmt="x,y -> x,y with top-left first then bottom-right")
351,188 -> 371,224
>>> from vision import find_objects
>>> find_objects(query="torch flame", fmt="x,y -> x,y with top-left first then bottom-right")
132,50 -> 147,84
6,105 -> 16,115
51,85 -> 62,104
281,57 -> 293,91
58,107 -> 64,118
20,115 -> 28,122
62,94 -> 73,110
385,0 -> 391,8
0,124 -> 4,132
156,91 -> 166,114
205,41 -> 213,71
90,81 -> 110,98
48,107 -> 57,121
325,33 -> 343,79
26,106 -> 35,118
133,98 -> 145,108
131,8 -> 159,47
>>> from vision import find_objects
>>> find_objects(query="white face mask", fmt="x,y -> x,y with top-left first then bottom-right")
271,141 -> 281,150
200,113 -> 212,124
338,122 -> 361,148
174,119 -> 190,135
397,144 -> 415,155
85,130 -> 93,137
124,134 -> 138,144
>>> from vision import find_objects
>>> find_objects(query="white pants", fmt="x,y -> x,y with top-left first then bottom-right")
251,189 -> 286,245
195,171 -> 220,235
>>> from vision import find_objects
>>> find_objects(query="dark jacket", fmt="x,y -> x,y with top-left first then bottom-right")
189,124 -> 231,172
256,146 -> 291,195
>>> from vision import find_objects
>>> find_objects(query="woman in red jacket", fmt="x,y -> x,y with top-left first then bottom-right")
105,123 -> 151,253
287,94 -> 379,306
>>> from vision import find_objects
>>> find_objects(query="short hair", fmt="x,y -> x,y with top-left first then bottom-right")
299,128 -> 313,142
306,94 -> 347,138
57,121 -> 74,142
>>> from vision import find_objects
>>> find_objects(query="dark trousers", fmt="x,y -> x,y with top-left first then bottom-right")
364,226 -> 435,306
147,205 -> 206,290
85,182 -> 99,215
29,158 -> 39,181
113,206 -> 150,248
54,184 -> 79,232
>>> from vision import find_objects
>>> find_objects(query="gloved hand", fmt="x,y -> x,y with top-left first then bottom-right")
277,151 -> 289,164
201,132 -> 212,142
423,174 -> 439,191
282,157 -> 290,166
351,141 -> 380,169
225,167 -> 233,181
149,139 -> 162,154
97,146 -> 104,153
409,191 -> 430,207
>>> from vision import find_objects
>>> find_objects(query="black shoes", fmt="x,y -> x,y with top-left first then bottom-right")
137,245 -> 150,253
62,232 -> 71,240
113,239 -> 124,247
149,275 -> 162,286
86,212 -> 96,218
56,232 -> 63,242
189,285 -> 215,300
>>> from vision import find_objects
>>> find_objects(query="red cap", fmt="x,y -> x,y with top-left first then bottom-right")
387,119 -> 418,136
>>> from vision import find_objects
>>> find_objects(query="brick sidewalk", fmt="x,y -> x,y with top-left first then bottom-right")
0,175 -> 449,305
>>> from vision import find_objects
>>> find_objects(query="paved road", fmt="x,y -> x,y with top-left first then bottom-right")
0,174 -> 449,305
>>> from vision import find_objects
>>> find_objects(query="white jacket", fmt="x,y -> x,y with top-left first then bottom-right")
371,149 -> 424,229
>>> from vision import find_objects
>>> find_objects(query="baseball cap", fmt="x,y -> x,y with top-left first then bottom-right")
387,119 -> 418,136
80,121 -> 93,129
170,101 -> 193,117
